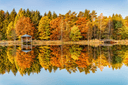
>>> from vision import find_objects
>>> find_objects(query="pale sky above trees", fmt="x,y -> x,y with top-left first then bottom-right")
0,0 -> 128,18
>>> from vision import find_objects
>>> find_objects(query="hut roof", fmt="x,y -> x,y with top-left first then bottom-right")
21,34 -> 31,38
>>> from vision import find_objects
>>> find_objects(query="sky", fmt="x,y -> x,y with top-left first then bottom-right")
0,0 -> 128,18
0,66 -> 128,85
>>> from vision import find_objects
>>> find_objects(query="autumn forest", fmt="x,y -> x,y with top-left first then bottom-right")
0,8 -> 128,41
0,8 -> 128,76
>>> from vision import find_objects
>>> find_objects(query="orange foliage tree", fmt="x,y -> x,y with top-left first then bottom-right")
16,50 -> 35,69
50,46 -> 62,67
76,17 -> 89,39
50,17 -> 61,40
75,48 -> 91,68
15,17 -> 36,39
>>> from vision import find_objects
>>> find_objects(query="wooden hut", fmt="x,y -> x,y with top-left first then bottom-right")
21,34 -> 32,44
21,34 -> 32,53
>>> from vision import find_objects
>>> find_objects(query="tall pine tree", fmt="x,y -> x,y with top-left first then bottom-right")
9,9 -> 17,22
0,10 -> 5,40
52,11 -> 57,19
2,11 -> 10,40
47,11 -> 52,20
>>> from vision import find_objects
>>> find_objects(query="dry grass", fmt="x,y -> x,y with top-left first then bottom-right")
1,39 -> 128,46
113,40 -> 128,45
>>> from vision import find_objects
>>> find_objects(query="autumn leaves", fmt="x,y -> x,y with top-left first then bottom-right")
1,8 -> 128,41
1,45 -> 128,76
15,17 -> 35,39
2,9 -> 90,41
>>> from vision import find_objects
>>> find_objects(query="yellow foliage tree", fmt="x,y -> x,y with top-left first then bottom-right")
38,16 -> 50,40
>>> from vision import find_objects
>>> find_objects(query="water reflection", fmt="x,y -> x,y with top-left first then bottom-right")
0,45 -> 128,76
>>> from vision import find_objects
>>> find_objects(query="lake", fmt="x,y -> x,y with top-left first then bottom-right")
0,45 -> 128,85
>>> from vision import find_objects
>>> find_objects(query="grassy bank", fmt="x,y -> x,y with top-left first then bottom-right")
0,39 -> 103,46
2,39 -> 128,46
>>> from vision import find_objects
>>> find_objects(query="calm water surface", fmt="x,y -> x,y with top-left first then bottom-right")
0,45 -> 128,85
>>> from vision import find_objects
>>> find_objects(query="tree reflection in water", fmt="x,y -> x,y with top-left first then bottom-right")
0,45 -> 127,76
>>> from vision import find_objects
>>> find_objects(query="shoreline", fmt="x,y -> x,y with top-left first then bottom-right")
0,39 -> 128,46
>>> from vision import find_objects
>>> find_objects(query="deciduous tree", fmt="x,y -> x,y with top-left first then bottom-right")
69,25 -> 82,41
50,17 -> 61,40
6,21 -> 16,40
15,17 -> 36,39
38,16 -> 50,40
76,17 -> 89,39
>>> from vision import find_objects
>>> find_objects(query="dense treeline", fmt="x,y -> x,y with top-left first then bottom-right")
0,8 -> 128,41
0,45 -> 128,76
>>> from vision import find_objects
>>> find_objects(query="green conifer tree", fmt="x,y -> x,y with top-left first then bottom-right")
52,11 -> 57,19
0,10 -> 5,40
2,11 -> 10,40
47,11 -> 52,20
44,12 -> 47,16
9,9 -> 17,22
